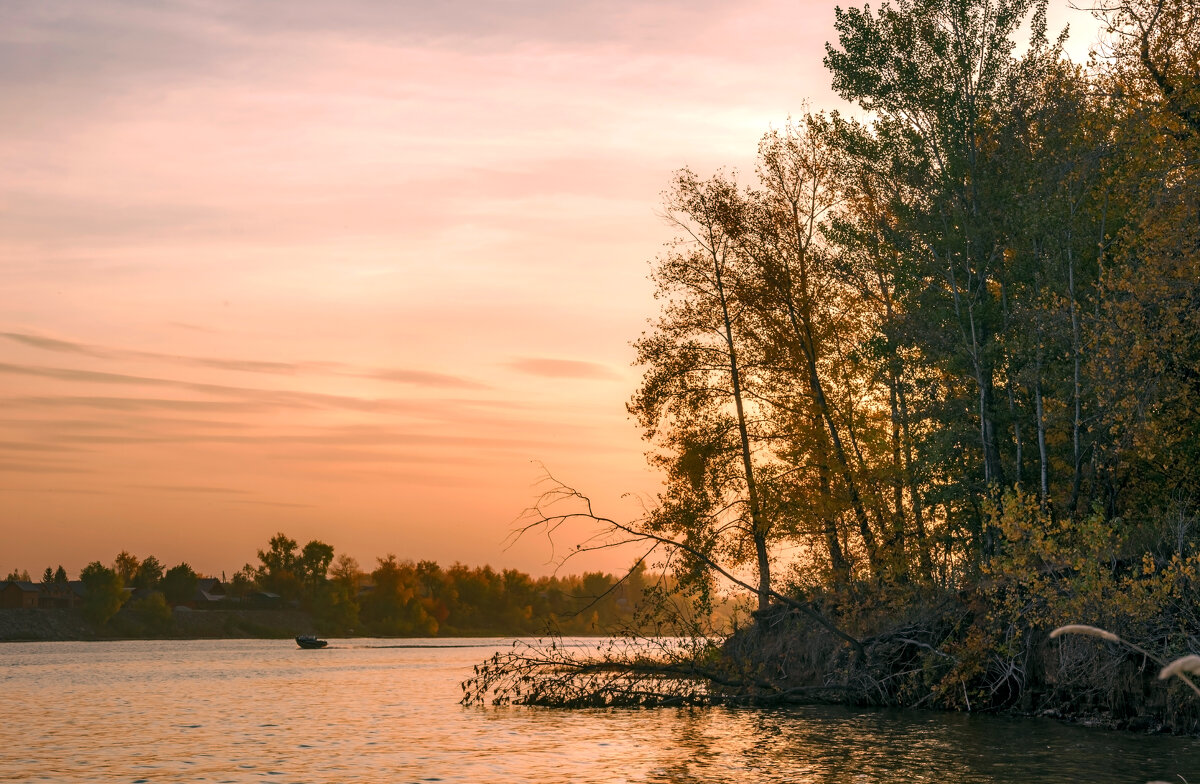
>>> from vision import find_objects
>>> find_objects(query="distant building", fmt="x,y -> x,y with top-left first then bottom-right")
0,581 -> 41,609
192,578 -> 228,607
245,590 -> 282,609
37,581 -> 85,609
195,578 -> 226,601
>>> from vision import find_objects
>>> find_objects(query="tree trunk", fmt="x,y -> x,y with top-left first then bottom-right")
1007,379 -> 1023,487
1067,242 -> 1084,515
712,253 -> 772,612
815,420 -> 850,577
1036,372 -> 1049,509
878,269 -> 932,582
888,372 -> 908,570
761,197 -> 882,575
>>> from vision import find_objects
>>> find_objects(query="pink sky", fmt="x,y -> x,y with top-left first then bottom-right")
0,0 -> 1100,579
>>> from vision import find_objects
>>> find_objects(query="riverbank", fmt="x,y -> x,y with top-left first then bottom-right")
720,588 -> 1200,736
0,607 -> 609,642
0,607 -> 317,641
462,577 -> 1200,736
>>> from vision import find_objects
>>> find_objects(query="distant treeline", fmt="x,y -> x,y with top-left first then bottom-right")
4,533 -> 726,636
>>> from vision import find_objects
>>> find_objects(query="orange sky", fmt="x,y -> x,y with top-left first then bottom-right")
0,0 -> 1101,579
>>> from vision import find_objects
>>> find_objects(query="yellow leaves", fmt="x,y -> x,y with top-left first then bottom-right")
977,487 -> 1200,643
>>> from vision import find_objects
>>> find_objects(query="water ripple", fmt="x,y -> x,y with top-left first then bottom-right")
2,638 -> 1199,783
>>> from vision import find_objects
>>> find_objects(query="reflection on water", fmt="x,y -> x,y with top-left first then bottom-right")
1,639 -> 1197,783
647,706 -> 1198,783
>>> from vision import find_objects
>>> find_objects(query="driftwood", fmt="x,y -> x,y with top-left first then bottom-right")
461,635 -> 851,708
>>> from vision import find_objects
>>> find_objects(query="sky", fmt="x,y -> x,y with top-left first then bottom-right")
0,0 -> 1102,580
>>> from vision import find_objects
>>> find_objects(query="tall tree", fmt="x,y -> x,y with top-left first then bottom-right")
738,116 -> 891,578
825,0 -> 1062,558
256,533 -> 301,599
112,551 -> 140,585
825,116 -> 941,581
133,556 -> 164,591
629,170 -> 775,611
79,562 -> 124,625
298,540 -> 335,594
161,563 -> 199,606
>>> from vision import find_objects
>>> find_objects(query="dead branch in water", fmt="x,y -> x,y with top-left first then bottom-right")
507,472 -> 865,660
460,636 -> 851,708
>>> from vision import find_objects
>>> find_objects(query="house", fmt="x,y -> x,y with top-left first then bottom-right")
37,581 -> 81,609
0,581 -> 41,609
245,590 -> 282,609
192,578 -> 228,606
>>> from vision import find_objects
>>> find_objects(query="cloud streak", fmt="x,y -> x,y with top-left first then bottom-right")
130,484 -> 252,495
0,331 -> 485,387
506,357 -> 622,380
0,361 -> 489,416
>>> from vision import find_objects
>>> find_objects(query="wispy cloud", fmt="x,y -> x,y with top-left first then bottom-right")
0,332 -> 103,356
0,440 -> 83,453
362,368 -> 488,389
506,357 -> 621,380
45,428 -> 563,451
129,484 -> 251,494
166,321 -> 220,333
0,362 -> 480,414
0,330 -> 485,387
264,448 -> 489,465
2,487 -> 109,495
7,395 -> 273,413
0,461 -> 93,474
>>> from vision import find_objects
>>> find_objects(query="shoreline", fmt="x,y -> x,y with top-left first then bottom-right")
0,607 -> 610,643
7,607 -> 1191,736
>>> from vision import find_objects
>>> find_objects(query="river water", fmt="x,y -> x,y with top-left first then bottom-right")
2,638 -> 1198,783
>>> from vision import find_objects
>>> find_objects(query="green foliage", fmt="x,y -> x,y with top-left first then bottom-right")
132,556 -> 163,590
161,563 -> 198,606
360,555 -> 439,636
112,551 -> 139,584
311,581 -> 358,635
79,561 -> 124,625
126,591 -> 173,633
228,563 -> 257,598
256,532 -> 302,600
298,540 -> 334,593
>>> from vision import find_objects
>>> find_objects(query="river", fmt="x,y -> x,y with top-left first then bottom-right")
2,638 -> 1197,782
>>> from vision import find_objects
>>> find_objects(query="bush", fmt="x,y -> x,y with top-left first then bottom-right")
127,592 -> 173,633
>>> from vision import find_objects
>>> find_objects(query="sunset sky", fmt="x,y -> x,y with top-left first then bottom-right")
0,0 -> 1100,579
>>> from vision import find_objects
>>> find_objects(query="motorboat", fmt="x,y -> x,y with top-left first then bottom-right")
295,635 -> 328,649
